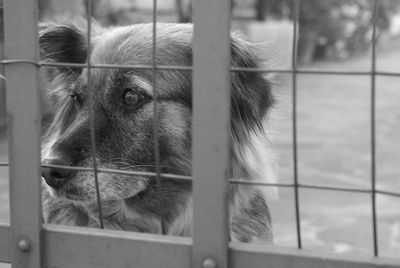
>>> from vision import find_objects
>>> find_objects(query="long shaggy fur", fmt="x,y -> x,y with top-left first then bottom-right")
40,20 -> 276,243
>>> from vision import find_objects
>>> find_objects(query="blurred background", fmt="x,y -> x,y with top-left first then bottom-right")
0,0 -> 399,261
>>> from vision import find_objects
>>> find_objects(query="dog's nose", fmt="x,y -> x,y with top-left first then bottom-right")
42,158 -> 73,189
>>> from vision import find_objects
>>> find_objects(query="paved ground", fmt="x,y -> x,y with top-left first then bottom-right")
268,44 -> 400,257
1,20 -> 400,266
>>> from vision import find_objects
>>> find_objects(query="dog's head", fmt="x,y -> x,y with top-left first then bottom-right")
40,21 -> 275,239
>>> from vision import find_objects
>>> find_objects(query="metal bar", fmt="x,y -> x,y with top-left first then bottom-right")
233,68 -> 400,76
3,159 -> 400,198
5,157 -> 400,197
298,183 -> 371,194
0,224 -> 10,262
152,0 -> 166,235
376,190 -> 400,198
3,224 -> 400,267
86,0 -> 104,229
370,0 -> 379,257
41,164 -> 193,181
192,0 -> 231,267
3,0 -> 42,267
231,180 -> 378,194
291,0 -> 302,250
43,224 -> 191,268
2,60 -> 400,77
229,242 -> 400,268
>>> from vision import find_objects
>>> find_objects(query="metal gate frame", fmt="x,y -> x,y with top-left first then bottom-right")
0,0 -> 400,267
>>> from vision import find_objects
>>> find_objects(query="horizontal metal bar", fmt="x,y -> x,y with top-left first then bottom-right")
230,179 -> 295,188
230,180 -> 400,197
0,224 -> 10,263
3,161 -> 400,198
229,242 -> 400,268
2,162 -> 192,180
41,164 -> 193,181
1,60 -> 400,77
0,59 -> 41,67
0,60 -> 192,71
376,190 -> 400,198
232,67 -> 400,77
299,183 -> 371,194
42,62 -> 193,71
3,224 -> 400,267
43,224 -> 191,268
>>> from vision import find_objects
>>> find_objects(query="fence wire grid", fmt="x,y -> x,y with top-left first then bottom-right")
1,0 -> 400,266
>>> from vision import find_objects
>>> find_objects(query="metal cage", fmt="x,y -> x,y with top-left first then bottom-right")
0,0 -> 400,267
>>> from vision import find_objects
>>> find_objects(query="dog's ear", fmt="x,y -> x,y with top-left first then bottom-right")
39,20 -> 98,111
229,34 -> 277,200
39,21 -> 89,66
230,35 -> 274,137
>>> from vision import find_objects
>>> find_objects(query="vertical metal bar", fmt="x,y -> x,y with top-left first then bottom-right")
175,0 -> 185,22
86,0 -> 104,229
152,0 -> 166,235
370,0 -> 378,257
3,0 -> 42,267
192,0 -> 231,268
292,0 -> 302,249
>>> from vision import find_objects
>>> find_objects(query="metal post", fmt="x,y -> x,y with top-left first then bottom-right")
3,0 -> 42,267
192,0 -> 231,268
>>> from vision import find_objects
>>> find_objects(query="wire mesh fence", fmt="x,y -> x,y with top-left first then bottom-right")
0,0 -> 400,267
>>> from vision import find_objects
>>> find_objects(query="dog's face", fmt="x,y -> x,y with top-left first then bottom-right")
41,23 -> 195,203
40,21 -> 275,241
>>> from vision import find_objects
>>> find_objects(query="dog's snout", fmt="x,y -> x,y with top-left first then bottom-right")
42,158 -> 73,189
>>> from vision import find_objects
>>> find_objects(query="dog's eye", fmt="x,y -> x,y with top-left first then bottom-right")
122,89 -> 149,107
70,94 -> 81,105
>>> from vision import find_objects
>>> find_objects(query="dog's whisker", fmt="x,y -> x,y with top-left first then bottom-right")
64,66 -> 80,78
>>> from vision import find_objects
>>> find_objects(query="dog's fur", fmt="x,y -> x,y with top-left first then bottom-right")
40,20 -> 276,243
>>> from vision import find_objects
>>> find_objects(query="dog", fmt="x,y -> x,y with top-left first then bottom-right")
40,20 -> 276,243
